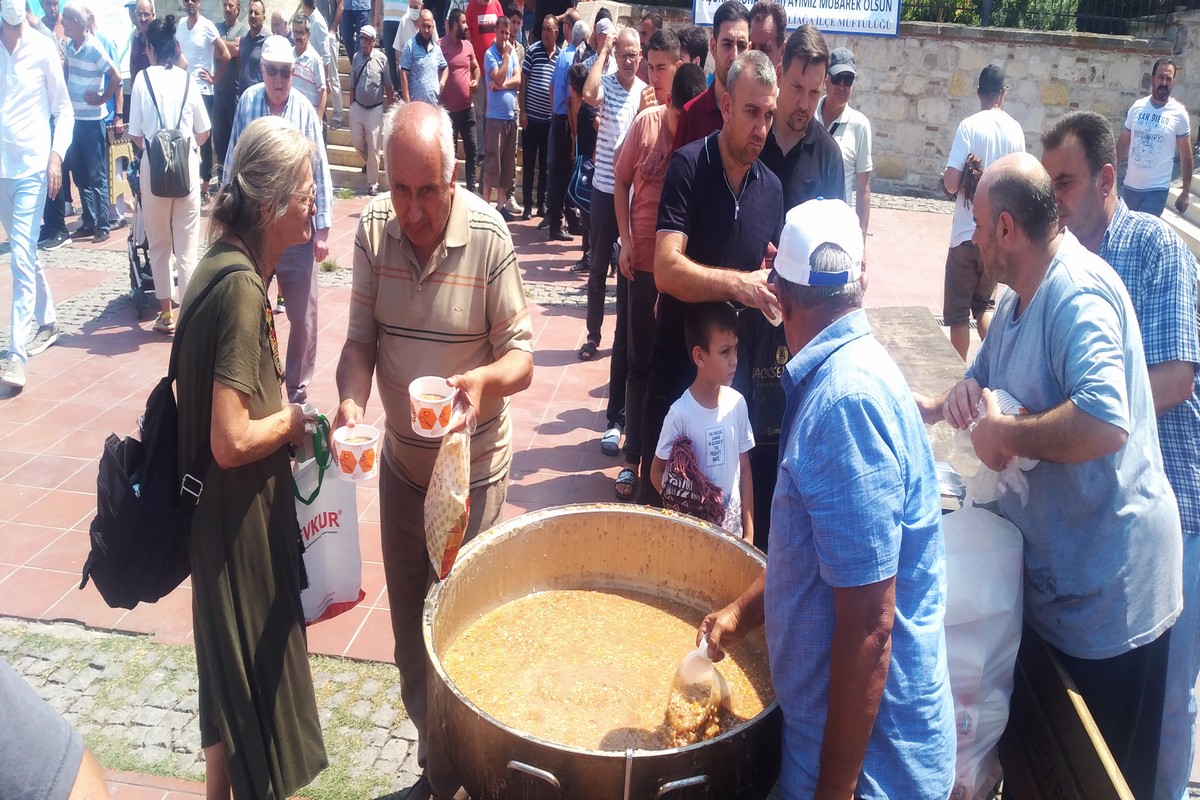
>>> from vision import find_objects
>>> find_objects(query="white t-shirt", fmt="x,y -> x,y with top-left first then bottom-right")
1123,95 -> 1191,191
292,45 -> 327,111
655,386 -> 755,536
818,97 -> 873,210
128,65 -> 212,187
175,15 -> 221,96
592,72 -> 646,194
945,107 -> 1025,247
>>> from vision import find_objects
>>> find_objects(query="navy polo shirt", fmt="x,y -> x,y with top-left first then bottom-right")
759,120 -> 845,210
653,131 -> 784,379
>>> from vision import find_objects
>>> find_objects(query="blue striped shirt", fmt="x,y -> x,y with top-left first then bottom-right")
224,85 -> 334,230
1100,200 -> 1200,536
65,33 -> 118,121
520,40 -> 557,122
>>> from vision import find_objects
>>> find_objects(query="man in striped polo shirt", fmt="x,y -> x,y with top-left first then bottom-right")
61,0 -> 121,243
334,102 -> 532,800
518,13 -> 557,220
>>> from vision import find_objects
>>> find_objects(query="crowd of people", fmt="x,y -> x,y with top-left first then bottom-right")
3,0 -> 1200,797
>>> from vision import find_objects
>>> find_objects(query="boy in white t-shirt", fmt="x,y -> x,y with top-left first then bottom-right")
651,303 -> 755,539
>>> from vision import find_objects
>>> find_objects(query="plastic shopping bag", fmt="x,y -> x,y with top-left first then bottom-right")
425,397 -> 473,580
943,503 -> 1024,800
295,418 -> 365,624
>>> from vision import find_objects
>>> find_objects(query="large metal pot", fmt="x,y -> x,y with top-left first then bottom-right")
424,503 -> 782,800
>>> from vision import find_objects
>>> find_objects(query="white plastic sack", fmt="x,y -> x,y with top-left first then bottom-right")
295,447 -> 366,624
943,503 -> 1023,800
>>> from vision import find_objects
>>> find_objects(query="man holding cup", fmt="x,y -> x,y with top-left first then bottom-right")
333,102 -> 532,800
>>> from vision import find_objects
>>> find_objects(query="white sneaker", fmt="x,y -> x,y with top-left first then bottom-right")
26,323 -> 59,356
504,196 -> 524,216
2,356 -> 26,388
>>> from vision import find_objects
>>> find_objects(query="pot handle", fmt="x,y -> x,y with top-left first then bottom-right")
655,774 -> 710,799
507,759 -> 563,797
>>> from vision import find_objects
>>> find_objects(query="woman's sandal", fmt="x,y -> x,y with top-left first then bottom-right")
578,341 -> 598,361
614,468 -> 637,501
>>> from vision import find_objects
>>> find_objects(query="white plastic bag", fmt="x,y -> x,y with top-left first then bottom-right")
943,503 -> 1023,800
294,421 -> 365,624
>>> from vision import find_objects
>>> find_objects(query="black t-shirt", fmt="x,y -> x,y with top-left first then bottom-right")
236,31 -> 266,97
535,0 -> 575,29
651,131 -> 784,383
758,120 -> 845,210
575,100 -> 597,160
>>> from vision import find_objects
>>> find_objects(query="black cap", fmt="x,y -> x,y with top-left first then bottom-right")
979,64 -> 1006,95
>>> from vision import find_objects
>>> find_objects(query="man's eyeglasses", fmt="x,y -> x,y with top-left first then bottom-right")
264,64 -> 292,79
830,73 -> 855,87
135,11 -> 153,20
616,50 -> 640,62
291,189 -> 317,212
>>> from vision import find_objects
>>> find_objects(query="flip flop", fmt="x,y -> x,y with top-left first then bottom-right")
614,468 -> 636,501
578,341 -> 598,361
600,424 -> 622,455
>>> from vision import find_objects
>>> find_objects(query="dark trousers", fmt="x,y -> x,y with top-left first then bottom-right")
448,106 -> 477,192
585,189 -> 617,344
212,91 -> 238,182
521,116 -> 550,214
1052,629 -> 1171,800
623,270 -> 657,468
41,118 -> 68,239
68,119 -> 109,234
339,8 -> 369,59
422,0 -> 449,37
545,113 -> 577,233
199,93 -> 214,185
604,264 -> 627,429
640,342 -> 694,506
382,20 -> 401,89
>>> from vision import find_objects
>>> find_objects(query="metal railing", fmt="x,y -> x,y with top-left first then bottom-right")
899,0 -> 1175,38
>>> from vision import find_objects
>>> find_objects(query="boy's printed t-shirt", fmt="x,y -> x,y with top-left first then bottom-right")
656,385 -> 755,536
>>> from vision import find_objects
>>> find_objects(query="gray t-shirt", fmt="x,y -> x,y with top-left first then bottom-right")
966,231 -> 1182,659
0,658 -> 84,800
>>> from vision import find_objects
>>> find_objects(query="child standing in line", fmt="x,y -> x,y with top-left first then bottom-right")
651,302 -> 755,540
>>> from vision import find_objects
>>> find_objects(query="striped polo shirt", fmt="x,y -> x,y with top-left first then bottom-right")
520,40 -> 557,123
65,34 -> 118,121
348,188 -> 533,490
592,71 -> 645,194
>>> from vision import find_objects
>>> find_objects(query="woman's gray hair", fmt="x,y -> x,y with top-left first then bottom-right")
61,1 -> 87,25
208,117 -> 316,259
382,103 -> 455,185
777,243 -> 864,313
571,19 -> 590,46
725,49 -> 776,98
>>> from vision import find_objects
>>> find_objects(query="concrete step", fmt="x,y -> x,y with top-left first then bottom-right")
328,142 -> 365,169
1164,185 -> 1200,261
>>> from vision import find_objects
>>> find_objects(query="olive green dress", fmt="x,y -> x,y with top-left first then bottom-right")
175,242 -> 327,799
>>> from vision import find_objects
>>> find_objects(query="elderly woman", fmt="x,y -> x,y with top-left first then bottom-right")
174,116 -> 326,799
128,15 -> 211,334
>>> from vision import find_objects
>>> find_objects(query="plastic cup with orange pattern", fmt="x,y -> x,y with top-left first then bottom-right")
408,376 -> 456,438
332,423 -> 380,482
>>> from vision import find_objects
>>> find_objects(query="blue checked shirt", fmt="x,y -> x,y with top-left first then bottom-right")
1101,200 -> 1200,536
224,85 -> 334,230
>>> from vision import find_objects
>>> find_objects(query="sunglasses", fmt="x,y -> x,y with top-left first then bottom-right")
264,64 -> 292,79
830,73 -> 855,87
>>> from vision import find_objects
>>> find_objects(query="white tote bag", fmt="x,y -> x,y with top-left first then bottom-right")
294,421 -> 365,624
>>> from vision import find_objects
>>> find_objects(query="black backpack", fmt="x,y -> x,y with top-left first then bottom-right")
144,70 -> 193,199
82,265 -> 247,609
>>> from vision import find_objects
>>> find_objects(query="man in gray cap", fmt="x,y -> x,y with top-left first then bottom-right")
939,63 -> 1024,360
349,23 -> 393,196
818,47 -> 873,236
225,33 -> 333,404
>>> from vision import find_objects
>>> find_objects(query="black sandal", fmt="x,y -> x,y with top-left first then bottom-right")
578,341 -> 598,361
614,468 -> 636,501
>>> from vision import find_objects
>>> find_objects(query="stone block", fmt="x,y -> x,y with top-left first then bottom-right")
874,152 -> 909,182
949,71 -> 973,98
957,45 -> 992,74
901,74 -> 929,96
1040,82 -> 1071,107
918,98 -> 951,125
876,95 -> 913,122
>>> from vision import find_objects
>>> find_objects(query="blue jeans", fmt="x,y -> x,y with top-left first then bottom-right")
1122,186 -> 1169,217
68,119 -> 110,233
1156,532 -> 1200,800
340,8 -> 370,60
0,175 -> 56,363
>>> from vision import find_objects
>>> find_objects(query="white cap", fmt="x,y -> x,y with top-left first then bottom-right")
359,23 -> 377,39
261,34 -> 296,65
595,18 -> 613,35
1,0 -> 26,26
774,199 -> 863,286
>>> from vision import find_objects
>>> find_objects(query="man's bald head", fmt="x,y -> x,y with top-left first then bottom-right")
980,152 -> 1059,244
387,101 -> 454,184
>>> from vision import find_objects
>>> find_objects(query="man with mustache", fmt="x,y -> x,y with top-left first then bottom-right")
1117,57 -> 1193,217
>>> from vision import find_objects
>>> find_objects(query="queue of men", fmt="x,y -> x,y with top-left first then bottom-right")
4,0 -> 1200,796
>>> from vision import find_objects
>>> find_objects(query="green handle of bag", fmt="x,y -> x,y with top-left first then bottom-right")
294,414 -> 332,506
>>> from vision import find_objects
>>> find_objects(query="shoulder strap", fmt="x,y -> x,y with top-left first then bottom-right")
167,263 -> 252,381
176,73 -> 189,129
145,70 -> 167,130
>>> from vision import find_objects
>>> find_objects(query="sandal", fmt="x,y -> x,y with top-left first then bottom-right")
600,423 -> 622,455
614,467 -> 636,501
578,341 -> 598,361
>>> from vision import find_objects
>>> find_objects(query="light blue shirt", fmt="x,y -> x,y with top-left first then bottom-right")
95,31 -> 120,122
224,85 -> 333,230
65,33 -> 118,121
966,230 -> 1182,659
484,43 -> 517,121
400,34 -> 446,105
549,42 -> 573,116
768,309 -> 955,800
